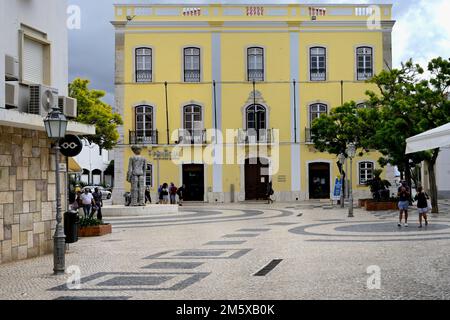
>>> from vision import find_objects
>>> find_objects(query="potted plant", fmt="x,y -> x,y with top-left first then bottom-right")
78,217 -> 112,237
363,169 -> 397,211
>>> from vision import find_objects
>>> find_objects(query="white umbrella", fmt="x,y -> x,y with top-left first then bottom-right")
405,122 -> 450,154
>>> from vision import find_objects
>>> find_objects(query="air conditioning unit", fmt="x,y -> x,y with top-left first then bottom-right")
5,55 -> 19,81
5,83 -> 18,108
29,84 -> 58,116
58,96 -> 77,118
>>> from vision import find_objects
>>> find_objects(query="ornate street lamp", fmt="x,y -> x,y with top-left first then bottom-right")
338,153 -> 346,208
346,143 -> 356,218
44,107 -> 68,274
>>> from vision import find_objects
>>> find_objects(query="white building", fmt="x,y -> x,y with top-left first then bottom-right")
74,140 -> 112,186
0,0 -> 94,264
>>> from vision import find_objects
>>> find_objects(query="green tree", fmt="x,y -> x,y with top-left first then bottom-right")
69,78 -> 123,150
311,101 -> 374,156
366,58 -> 450,213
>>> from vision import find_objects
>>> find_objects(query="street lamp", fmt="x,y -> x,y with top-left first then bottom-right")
338,153 -> 346,208
346,143 -> 356,218
44,107 -> 68,274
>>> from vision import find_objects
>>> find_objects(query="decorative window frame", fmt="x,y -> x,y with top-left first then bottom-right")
307,45 -> 328,82
245,45 -> 266,82
354,45 -> 375,81
181,46 -> 203,83
133,46 -> 154,83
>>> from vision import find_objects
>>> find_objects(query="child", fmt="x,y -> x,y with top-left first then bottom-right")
414,186 -> 429,228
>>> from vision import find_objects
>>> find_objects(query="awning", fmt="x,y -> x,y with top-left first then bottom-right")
405,122 -> 450,154
68,157 -> 82,173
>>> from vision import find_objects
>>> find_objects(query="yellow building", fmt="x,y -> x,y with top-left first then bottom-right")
111,3 -> 396,204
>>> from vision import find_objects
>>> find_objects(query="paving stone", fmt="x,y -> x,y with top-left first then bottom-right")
143,262 -> 204,270
97,276 -> 174,287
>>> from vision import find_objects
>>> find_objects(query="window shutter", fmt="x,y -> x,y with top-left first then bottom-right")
23,38 -> 44,84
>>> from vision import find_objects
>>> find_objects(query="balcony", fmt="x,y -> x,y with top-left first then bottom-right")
248,69 -> 264,82
305,128 -> 314,144
136,70 -> 152,83
184,70 -> 201,83
238,129 -> 274,145
129,130 -> 158,145
178,129 -> 207,145
310,71 -> 326,81
357,69 -> 373,81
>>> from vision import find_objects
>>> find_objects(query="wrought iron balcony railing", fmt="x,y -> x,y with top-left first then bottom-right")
310,71 -> 326,81
305,128 -> 314,143
238,129 -> 274,144
178,129 -> 207,145
136,70 -> 152,83
357,69 -> 373,81
129,130 -> 159,145
184,70 -> 201,82
248,69 -> 264,82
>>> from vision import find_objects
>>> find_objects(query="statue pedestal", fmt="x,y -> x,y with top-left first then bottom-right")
102,204 -> 179,217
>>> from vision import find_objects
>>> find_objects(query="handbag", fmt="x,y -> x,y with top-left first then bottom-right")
427,200 -> 433,211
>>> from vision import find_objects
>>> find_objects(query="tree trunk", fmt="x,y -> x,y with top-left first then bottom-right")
427,149 -> 440,214
404,159 -> 413,202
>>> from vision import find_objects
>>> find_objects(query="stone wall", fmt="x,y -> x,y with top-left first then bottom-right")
0,125 -> 66,264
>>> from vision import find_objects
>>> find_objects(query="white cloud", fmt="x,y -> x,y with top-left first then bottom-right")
393,0 -> 450,68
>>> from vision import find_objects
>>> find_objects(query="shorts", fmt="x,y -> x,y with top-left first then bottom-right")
418,207 -> 428,214
398,201 -> 409,210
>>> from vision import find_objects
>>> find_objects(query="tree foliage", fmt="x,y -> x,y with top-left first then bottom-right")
69,78 -> 123,150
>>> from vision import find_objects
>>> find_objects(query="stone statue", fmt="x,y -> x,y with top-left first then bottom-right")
127,146 -> 147,206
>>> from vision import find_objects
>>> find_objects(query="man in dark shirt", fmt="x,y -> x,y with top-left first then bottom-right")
397,181 -> 410,227
92,188 -> 103,221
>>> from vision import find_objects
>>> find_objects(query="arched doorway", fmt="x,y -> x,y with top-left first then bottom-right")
308,162 -> 330,199
245,158 -> 269,200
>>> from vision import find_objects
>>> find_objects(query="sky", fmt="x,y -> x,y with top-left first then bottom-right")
67,0 -> 450,105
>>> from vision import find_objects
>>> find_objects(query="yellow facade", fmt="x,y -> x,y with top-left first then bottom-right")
111,3 -> 395,204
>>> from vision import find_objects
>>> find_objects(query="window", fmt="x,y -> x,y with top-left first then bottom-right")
310,47 -> 326,81
135,105 -> 154,141
146,164 -> 153,187
135,47 -> 152,82
309,103 -> 328,126
246,104 -> 266,131
21,30 -> 51,85
359,161 -> 374,184
356,102 -> 368,109
184,47 -> 201,82
356,47 -> 373,80
183,105 -> 203,136
247,47 -> 264,81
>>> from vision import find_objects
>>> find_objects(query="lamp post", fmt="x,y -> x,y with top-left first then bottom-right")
44,107 -> 68,274
346,143 -> 356,218
338,153 -> 346,208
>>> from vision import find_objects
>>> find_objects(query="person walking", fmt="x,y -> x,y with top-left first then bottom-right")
161,183 -> 170,204
169,183 -> 178,204
92,187 -> 103,221
267,180 -> 274,204
157,185 -> 163,204
414,186 -> 429,228
177,184 -> 185,206
145,186 -> 152,204
397,180 -> 410,227
80,188 -> 94,218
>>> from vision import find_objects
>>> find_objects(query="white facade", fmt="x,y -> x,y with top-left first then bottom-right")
1,0 -> 69,110
436,147 -> 450,199
74,140 -> 111,186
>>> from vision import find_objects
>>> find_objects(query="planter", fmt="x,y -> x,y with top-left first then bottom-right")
78,224 -> 112,237
364,200 -> 398,211
358,199 -> 370,208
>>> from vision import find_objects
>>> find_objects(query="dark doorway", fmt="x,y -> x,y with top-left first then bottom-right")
309,162 -> 330,199
183,164 -> 204,201
245,158 -> 269,200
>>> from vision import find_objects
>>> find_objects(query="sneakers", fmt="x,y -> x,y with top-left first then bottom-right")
404,223 -> 409,227
418,225 -> 423,228
398,223 -> 402,227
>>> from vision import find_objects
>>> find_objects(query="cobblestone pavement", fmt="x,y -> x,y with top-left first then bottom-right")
0,201 -> 449,300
